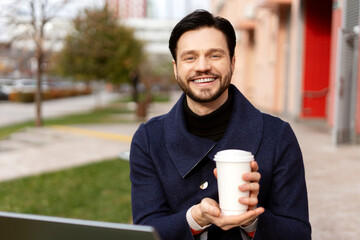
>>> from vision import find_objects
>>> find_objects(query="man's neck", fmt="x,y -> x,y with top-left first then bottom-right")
186,89 -> 229,116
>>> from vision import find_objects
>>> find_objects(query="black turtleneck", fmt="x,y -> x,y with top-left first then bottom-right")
183,91 -> 233,141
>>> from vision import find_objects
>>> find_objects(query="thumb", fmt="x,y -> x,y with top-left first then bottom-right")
201,198 -> 221,217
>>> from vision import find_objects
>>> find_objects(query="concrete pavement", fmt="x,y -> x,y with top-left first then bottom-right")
0,91 -> 180,182
1,91 -> 360,239
290,120 -> 360,239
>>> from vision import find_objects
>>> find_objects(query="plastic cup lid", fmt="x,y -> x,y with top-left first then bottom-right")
214,149 -> 253,162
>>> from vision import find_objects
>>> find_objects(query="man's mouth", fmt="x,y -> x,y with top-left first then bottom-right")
193,77 -> 216,83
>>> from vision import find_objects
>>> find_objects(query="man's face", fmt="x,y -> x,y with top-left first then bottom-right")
173,27 -> 235,104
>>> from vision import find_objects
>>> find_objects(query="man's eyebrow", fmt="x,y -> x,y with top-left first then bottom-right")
179,50 -> 197,58
179,48 -> 226,58
207,48 -> 226,54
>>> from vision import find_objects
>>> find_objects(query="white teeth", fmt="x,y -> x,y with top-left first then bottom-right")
193,78 -> 215,83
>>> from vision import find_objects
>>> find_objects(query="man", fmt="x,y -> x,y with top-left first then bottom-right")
130,10 -> 311,240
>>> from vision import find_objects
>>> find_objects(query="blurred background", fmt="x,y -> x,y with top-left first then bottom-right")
1,0 -> 360,239
0,0 -> 359,144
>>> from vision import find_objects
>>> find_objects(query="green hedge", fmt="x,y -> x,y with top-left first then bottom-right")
8,87 -> 92,103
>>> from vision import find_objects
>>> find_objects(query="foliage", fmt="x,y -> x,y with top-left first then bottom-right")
0,158 -> 132,223
138,54 -> 176,91
52,6 -> 144,85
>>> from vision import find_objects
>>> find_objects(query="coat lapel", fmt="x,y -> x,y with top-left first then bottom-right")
164,94 -> 217,178
208,85 -> 264,159
164,85 -> 263,178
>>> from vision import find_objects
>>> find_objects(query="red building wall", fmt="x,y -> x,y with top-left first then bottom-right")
301,0 -> 332,118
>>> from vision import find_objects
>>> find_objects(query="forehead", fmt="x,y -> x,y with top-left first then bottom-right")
177,27 -> 229,55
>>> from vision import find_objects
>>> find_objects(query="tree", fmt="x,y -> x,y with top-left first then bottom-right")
2,0 -> 71,127
53,5 -> 144,86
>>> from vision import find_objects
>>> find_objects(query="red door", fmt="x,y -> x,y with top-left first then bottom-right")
302,0 -> 332,118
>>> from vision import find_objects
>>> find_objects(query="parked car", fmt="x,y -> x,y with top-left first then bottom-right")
0,85 -> 8,100
0,79 -> 15,99
12,79 -> 37,93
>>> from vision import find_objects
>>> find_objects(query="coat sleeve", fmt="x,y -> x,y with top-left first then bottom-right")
130,124 -> 194,240
254,122 -> 311,239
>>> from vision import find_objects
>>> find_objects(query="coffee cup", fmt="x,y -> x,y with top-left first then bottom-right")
214,149 -> 253,215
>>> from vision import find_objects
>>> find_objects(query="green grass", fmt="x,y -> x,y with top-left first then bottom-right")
0,158 -> 132,223
121,93 -> 170,103
0,121 -> 34,139
43,105 -> 134,125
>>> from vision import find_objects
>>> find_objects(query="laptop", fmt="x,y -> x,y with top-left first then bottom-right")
0,211 -> 161,240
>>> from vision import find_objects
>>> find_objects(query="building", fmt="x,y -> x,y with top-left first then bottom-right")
107,0 -> 147,19
107,0 -> 210,56
330,0 -> 360,144
122,18 -> 177,55
211,0 -> 360,145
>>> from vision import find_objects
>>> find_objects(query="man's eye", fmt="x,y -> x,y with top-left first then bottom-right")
185,57 -> 195,61
211,55 -> 220,58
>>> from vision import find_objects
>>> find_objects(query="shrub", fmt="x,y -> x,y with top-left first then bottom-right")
8,87 -> 92,103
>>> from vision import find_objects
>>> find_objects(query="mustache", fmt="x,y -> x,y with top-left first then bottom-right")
187,72 -> 221,81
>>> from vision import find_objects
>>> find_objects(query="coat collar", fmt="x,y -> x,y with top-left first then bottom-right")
164,85 -> 263,178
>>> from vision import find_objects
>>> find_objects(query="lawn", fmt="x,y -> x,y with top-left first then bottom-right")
0,92 -> 170,223
0,158 -> 132,224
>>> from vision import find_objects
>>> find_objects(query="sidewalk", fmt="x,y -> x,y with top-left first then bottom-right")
290,120 -> 360,239
0,92 -> 359,239
0,91 -> 181,182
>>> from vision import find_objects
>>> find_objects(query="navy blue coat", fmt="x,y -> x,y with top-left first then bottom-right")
130,85 -> 311,240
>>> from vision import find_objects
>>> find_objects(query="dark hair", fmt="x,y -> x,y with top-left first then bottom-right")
169,9 -> 236,62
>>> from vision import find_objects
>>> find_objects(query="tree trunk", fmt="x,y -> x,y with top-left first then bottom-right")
34,20 -> 45,127
35,49 -> 43,127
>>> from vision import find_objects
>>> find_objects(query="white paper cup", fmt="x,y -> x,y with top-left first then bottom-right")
214,149 -> 253,215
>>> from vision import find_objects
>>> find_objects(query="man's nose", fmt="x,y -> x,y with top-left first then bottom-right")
194,56 -> 211,72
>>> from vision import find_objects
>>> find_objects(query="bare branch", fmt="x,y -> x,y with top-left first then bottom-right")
1,0 -> 73,127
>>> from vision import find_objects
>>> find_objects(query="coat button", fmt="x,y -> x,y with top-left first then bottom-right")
200,181 -> 208,190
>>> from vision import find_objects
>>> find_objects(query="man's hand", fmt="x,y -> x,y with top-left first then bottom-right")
191,160 -> 264,230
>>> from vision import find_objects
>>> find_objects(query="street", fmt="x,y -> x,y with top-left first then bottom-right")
0,90 -> 120,127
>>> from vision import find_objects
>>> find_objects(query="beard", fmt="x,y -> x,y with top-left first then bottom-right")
176,71 -> 232,103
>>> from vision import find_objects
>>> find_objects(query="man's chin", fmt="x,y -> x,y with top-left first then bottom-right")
188,91 -> 221,103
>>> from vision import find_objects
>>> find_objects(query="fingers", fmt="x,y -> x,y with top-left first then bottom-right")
211,207 -> 265,231
192,198 -> 221,228
238,182 -> 259,210
213,168 -> 217,179
242,171 -> 261,182
239,177 -> 260,210
250,160 -> 259,172
239,196 -> 259,208
239,207 -> 265,227
239,182 -> 260,192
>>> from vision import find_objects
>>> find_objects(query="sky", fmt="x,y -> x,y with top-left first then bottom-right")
150,0 -> 210,19
0,0 -> 210,20
0,0 -> 210,42
61,0 -> 210,19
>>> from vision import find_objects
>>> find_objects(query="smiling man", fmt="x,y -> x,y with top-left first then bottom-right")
130,10 -> 311,240
174,27 -> 233,115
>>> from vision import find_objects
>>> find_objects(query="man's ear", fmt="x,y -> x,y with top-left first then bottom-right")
172,59 -> 178,80
231,55 -> 236,73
